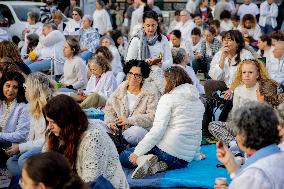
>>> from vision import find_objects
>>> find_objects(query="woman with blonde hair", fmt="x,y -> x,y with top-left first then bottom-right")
6,72 -> 55,177
209,59 -> 270,146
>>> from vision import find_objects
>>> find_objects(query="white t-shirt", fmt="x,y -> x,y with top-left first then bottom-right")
237,3 -> 259,19
127,91 -> 138,113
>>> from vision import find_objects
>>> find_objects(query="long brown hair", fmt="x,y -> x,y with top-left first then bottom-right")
164,66 -> 192,94
43,95 -> 88,172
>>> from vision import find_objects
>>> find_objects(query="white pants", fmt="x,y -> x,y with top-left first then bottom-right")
122,126 -> 148,146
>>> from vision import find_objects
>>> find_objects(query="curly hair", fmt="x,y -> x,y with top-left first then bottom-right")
164,66 -> 192,94
231,101 -> 280,150
0,71 -> 27,103
43,95 -> 88,172
258,79 -> 280,108
95,46 -> 113,62
231,59 -> 270,89
88,55 -> 111,73
123,59 -> 151,79
26,72 -> 55,120
0,57 -> 20,74
0,41 -> 24,64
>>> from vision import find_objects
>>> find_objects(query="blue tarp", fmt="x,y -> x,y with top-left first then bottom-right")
124,145 -> 231,188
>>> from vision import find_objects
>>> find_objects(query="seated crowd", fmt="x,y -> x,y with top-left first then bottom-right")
1,0 -> 284,188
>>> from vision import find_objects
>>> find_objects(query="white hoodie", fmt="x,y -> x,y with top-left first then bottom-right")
134,83 -> 205,162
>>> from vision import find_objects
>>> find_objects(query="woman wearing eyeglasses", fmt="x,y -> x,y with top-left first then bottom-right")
104,60 -> 159,147
64,7 -> 82,35
120,66 -> 205,179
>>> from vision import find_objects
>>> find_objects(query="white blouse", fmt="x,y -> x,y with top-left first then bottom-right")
85,71 -> 117,99
61,56 -> 88,89
92,9 -> 112,35
127,91 -> 138,113
233,84 -> 258,111
64,19 -> 81,35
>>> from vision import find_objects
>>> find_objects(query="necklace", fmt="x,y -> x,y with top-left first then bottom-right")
0,100 -> 16,129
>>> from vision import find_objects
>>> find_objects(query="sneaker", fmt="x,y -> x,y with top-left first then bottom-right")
148,161 -> 168,176
131,155 -> 158,179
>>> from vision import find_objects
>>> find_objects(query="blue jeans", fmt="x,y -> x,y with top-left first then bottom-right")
6,147 -> 42,176
260,25 -> 275,35
80,51 -> 93,62
120,146 -> 188,170
26,59 -> 51,72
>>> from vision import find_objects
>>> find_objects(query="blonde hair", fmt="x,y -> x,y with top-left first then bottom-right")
25,72 -> 55,120
231,59 -> 270,89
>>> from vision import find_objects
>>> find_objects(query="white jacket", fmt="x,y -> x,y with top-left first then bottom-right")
92,9 -> 112,35
259,1 -> 278,28
35,30 -> 66,75
134,83 -> 205,162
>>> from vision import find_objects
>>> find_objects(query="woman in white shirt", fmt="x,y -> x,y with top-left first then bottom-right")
238,14 -> 262,43
92,0 -> 112,35
206,30 -> 254,100
105,60 -> 159,148
64,7 -> 82,35
209,59 -> 270,146
120,66 -> 205,179
100,36 -> 125,85
71,55 -> 117,109
6,72 -> 55,177
126,10 -> 173,95
60,37 -> 88,91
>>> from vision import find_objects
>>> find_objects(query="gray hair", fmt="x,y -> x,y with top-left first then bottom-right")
27,11 -> 40,23
181,10 -> 190,17
172,47 -> 187,65
43,22 -> 58,30
231,101 -> 280,150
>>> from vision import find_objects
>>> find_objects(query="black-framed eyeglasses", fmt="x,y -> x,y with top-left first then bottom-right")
128,72 -> 142,79
72,13 -> 78,16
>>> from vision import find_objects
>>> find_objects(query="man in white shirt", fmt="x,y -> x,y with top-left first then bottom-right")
174,10 -> 196,41
259,0 -> 278,35
267,41 -> 284,87
237,0 -> 259,19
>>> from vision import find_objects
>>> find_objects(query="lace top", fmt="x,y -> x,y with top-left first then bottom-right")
76,124 -> 129,189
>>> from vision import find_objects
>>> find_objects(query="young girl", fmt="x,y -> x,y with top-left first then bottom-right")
72,55 -> 117,109
209,59 -> 270,146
